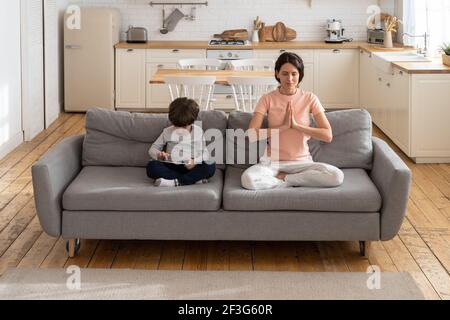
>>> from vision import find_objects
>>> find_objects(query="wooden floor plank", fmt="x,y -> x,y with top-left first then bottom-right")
0,215 -> 43,276
253,242 -> 301,272
382,236 -> 440,300
228,241 -> 253,271
0,115 -> 83,195
158,241 -> 186,270
39,237 -> 69,269
367,240 -> 398,272
133,241 -> 163,270
0,182 -> 33,233
0,113 -> 72,174
295,242 -> 325,272
317,242 -> 350,272
17,232 -> 59,269
206,241 -> 229,271
339,241 -> 371,272
64,240 -> 99,269
111,241 -> 141,269
399,219 -> 450,300
87,240 -> 120,269
0,199 -> 37,257
182,241 -> 208,271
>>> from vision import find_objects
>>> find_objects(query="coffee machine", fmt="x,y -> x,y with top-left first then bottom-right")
325,19 -> 353,43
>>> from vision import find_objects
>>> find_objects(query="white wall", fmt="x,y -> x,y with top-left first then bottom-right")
0,0 -> 23,159
69,0 -> 395,42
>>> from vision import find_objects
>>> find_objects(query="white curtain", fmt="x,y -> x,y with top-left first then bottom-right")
403,0 -> 450,56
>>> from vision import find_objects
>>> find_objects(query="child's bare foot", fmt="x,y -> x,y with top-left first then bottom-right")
276,172 -> 288,181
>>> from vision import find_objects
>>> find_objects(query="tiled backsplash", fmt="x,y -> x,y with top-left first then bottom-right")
68,0 -> 395,41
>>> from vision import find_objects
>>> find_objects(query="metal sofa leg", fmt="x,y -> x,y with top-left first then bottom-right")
359,241 -> 371,258
66,239 -> 81,258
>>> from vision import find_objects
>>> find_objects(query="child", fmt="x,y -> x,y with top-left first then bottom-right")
146,98 -> 216,187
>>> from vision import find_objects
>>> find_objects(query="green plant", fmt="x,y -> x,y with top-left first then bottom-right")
441,43 -> 450,55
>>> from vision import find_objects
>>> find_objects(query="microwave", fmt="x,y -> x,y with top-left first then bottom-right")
367,29 -> 385,44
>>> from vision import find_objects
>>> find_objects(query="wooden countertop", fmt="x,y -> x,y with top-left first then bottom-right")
115,40 -> 406,51
115,41 -> 450,74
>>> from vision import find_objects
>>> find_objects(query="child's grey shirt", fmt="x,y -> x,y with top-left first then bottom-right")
149,125 -> 210,163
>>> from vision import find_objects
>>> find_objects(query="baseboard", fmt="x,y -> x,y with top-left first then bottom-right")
0,131 -> 24,160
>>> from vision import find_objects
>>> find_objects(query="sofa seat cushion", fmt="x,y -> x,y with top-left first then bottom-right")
223,166 -> 382,212
63,166 -> 223,211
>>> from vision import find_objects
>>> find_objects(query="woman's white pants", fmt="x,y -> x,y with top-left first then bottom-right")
241,157 -> 344,190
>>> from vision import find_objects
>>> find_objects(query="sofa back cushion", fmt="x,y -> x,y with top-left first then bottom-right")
226,109 -> 373,170
82,108 -> 227,167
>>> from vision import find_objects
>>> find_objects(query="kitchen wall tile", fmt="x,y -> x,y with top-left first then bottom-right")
67,0 -> 395,41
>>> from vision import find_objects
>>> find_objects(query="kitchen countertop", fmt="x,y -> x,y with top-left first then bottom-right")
115,41 -> 450,74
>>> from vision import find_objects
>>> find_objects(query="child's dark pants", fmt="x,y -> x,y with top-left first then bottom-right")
146,160 -> 216,185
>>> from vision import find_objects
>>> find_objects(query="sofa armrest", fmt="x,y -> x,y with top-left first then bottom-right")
32,135 -> 84,237
370,137 -> 412,240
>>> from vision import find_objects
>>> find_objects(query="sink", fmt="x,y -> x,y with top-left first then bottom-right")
373,52 -> 431,62
372,52 -> 431,73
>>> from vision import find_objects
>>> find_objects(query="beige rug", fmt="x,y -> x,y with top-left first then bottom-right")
0,268 -> 424,300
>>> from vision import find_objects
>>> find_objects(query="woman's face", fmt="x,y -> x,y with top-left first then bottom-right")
276,63 -> 300,91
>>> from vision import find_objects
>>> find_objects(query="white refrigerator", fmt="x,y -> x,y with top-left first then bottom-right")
64,8 -> 120,112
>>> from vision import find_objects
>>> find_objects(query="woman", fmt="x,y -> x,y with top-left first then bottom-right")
241,52 -> 344,190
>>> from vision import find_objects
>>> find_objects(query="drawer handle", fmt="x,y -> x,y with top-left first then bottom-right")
127,49 -> 134,52
172,49 -> 180,53
369,54 -> 372,58
333,49 -> 340,53
226,95 -> 233,99
157,64 -> 164,68
280,49 -> 286,53
399,71 -> 403,75
386,83 -> 391,88
378,77 -> 382,82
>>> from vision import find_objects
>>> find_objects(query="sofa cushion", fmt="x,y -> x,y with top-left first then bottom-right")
309,109 -> 373,170
223,166 -> 381,212
82,108 -> 227,167
63,166 -> 223,211
226,109 -> 373,170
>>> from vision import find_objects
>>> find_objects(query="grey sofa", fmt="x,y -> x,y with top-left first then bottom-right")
31,108 -> 411,258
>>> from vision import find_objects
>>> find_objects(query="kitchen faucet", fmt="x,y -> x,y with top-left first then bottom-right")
403,32 -> 429,56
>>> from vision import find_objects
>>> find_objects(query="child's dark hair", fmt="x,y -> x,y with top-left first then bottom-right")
275,52 -> 305,84
169,98 -> 200,127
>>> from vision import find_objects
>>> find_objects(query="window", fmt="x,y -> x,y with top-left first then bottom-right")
403,0 -> 450,56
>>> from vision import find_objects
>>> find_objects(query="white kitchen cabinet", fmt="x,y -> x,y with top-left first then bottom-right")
390,68 -> 410,155
254,49 -> 314,92
314,49 -> 360,108
146,49 -> 206,110
115,48 -> 146,109
360,50 -> 376,117
410,74 -> 450,162
146,62 -> 177,111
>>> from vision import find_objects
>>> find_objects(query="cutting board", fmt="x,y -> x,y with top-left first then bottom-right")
213,29 -> 249,41
259,22 -> 297,42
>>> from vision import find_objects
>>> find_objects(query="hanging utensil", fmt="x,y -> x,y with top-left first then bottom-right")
160,6 -> 168,34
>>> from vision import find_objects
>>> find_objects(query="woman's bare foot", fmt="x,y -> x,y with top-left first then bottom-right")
276,172 -> 288,181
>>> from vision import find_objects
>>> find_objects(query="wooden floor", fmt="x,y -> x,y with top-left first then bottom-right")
1,112 -> 450,300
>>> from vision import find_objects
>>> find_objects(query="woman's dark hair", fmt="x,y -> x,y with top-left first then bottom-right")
275,52 -> 305,85
169,97 -> 200,127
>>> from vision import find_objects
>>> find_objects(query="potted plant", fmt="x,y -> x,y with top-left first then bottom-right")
441,43 -> 450,66
384,16 -> 399,48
